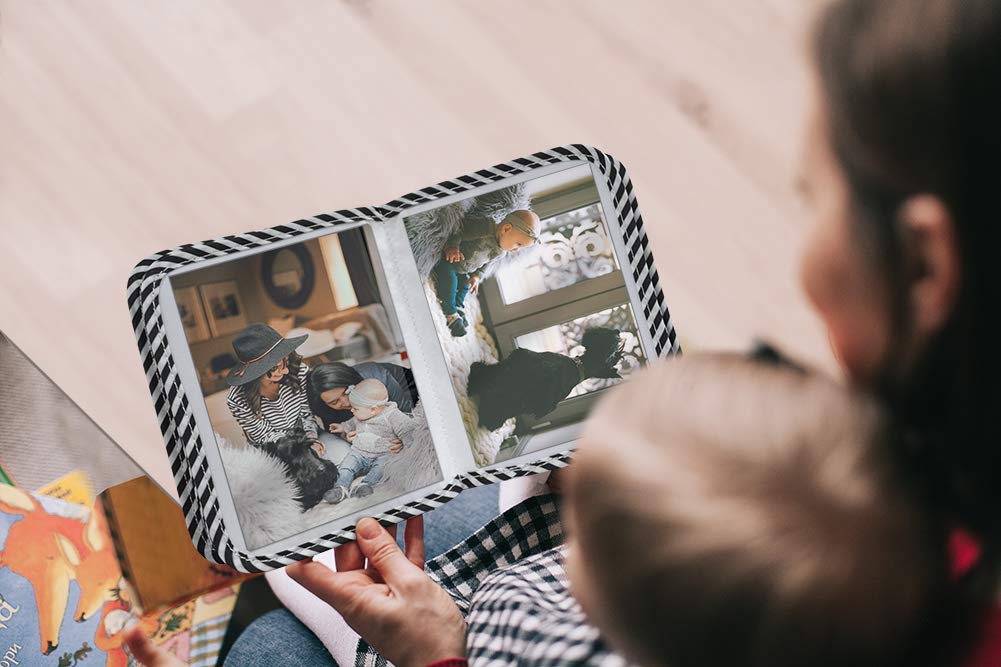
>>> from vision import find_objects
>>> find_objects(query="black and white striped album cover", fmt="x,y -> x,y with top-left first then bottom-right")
127,145 -> 680,572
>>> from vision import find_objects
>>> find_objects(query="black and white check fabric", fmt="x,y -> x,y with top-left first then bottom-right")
354,494 -> 628,667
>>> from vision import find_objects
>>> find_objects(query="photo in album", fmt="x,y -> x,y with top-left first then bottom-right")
404,163 -> 648,467
170,226 -> 442,550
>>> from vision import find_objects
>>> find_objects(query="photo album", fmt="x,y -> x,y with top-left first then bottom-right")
127,145 -> 680,572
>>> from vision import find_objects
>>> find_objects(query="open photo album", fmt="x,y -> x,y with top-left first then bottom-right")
128,146 -> 680,571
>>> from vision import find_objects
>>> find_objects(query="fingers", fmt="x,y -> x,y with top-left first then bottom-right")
355,517 -> 422,588
287,560 -> 382,612
335,542 -> 365,572
366,521 -> 399,582
404,516 -> 425,568
124,625 -> 185,667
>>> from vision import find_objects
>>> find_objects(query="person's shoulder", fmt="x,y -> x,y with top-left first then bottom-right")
226,385 -> 243,404
356,361 -> 403,381
353,361 -> 382,379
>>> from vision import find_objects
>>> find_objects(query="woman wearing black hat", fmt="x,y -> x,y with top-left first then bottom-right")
225,323 -> 325,457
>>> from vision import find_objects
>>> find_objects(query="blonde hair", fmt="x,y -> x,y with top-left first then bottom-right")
568,353 -> 944,667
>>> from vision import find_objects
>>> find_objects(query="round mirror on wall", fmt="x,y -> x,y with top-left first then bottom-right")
261,245 -> 315,309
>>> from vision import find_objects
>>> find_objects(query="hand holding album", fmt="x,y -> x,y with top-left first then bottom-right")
127,146 -> 678,571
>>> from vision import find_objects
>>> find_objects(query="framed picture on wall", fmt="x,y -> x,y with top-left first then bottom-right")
174,286 -> 211,342
200,280 -> 248,337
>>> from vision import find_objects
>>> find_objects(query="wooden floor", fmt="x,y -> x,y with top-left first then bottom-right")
0,0 -> 830,496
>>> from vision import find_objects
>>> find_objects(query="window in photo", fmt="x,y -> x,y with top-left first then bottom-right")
403,163 -> 649,467
515,303 -> 646,400
495,202 -> 619,305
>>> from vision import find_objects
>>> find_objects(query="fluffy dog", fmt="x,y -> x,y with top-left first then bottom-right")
269,421 -> 339,510
469,327 -> 625,430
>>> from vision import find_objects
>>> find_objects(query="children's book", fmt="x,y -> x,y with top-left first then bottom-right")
0,477 -> 245,666
128,145 -> 680,572
37,470 -> 95,507
100,476 -> 254,613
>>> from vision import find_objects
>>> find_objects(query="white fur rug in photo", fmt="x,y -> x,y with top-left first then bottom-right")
219,402 -> 444,550
422,281 -> 515,466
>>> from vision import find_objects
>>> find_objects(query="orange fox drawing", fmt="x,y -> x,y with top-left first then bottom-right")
0,485 -> 120,655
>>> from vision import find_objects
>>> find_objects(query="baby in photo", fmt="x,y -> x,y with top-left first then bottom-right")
324,378 -> 417,503
432,209 -> 542,337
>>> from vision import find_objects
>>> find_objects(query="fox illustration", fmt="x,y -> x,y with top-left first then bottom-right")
0,485 -> 120,655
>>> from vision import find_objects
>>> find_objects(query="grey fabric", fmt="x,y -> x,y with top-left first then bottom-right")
0,332 -> 141,492
335,403 -> 417,456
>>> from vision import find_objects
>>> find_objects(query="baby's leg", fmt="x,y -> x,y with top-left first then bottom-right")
453,272 -> 472,308
361,454 -> 390,486
334,451 -> 364,488
431,260 -> 460,315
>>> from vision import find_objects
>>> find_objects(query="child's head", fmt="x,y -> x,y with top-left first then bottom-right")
496,209 -> 541,252
347,378 -> 390,420
565,353 -> 944,667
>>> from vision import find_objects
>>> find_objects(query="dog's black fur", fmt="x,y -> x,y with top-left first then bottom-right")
469,327 -> 625,430
269,420 -> 339,510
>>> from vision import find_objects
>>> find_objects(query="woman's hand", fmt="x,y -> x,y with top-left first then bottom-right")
123,625 -> 185,667
311,440 -> 326,457
389,442 -> 404,454
287,516 -> 466,667
444,246 -> 464,263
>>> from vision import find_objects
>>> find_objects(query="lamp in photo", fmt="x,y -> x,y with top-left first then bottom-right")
319,233 -> 358,310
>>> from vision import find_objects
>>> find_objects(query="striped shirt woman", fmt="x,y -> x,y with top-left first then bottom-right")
224,323 -> 321,449
227,362 -> 319,446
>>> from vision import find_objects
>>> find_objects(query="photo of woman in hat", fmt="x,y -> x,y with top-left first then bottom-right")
225,323 -> 325,457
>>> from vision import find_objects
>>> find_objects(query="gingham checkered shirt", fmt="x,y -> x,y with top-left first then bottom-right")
354,494 -> 628,667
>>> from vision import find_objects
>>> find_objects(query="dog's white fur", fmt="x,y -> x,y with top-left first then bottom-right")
216,403 -> 444,550
219,439 -> 308,549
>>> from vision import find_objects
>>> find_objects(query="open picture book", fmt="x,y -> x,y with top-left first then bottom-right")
128,145 -> 679,572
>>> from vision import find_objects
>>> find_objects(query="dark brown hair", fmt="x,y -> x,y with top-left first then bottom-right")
813,0 -> 1001,605
240,351 -> 304,416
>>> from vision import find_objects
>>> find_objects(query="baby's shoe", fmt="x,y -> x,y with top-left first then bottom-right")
445,313 -> 466,337
456,306 -> 469,328
324,486 -> 348,504
353,483 -> 374,498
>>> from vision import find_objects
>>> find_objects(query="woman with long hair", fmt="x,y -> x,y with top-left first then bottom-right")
225,323 -> 325,457
131,1 -> 1001,664
306,359 -> 419,430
